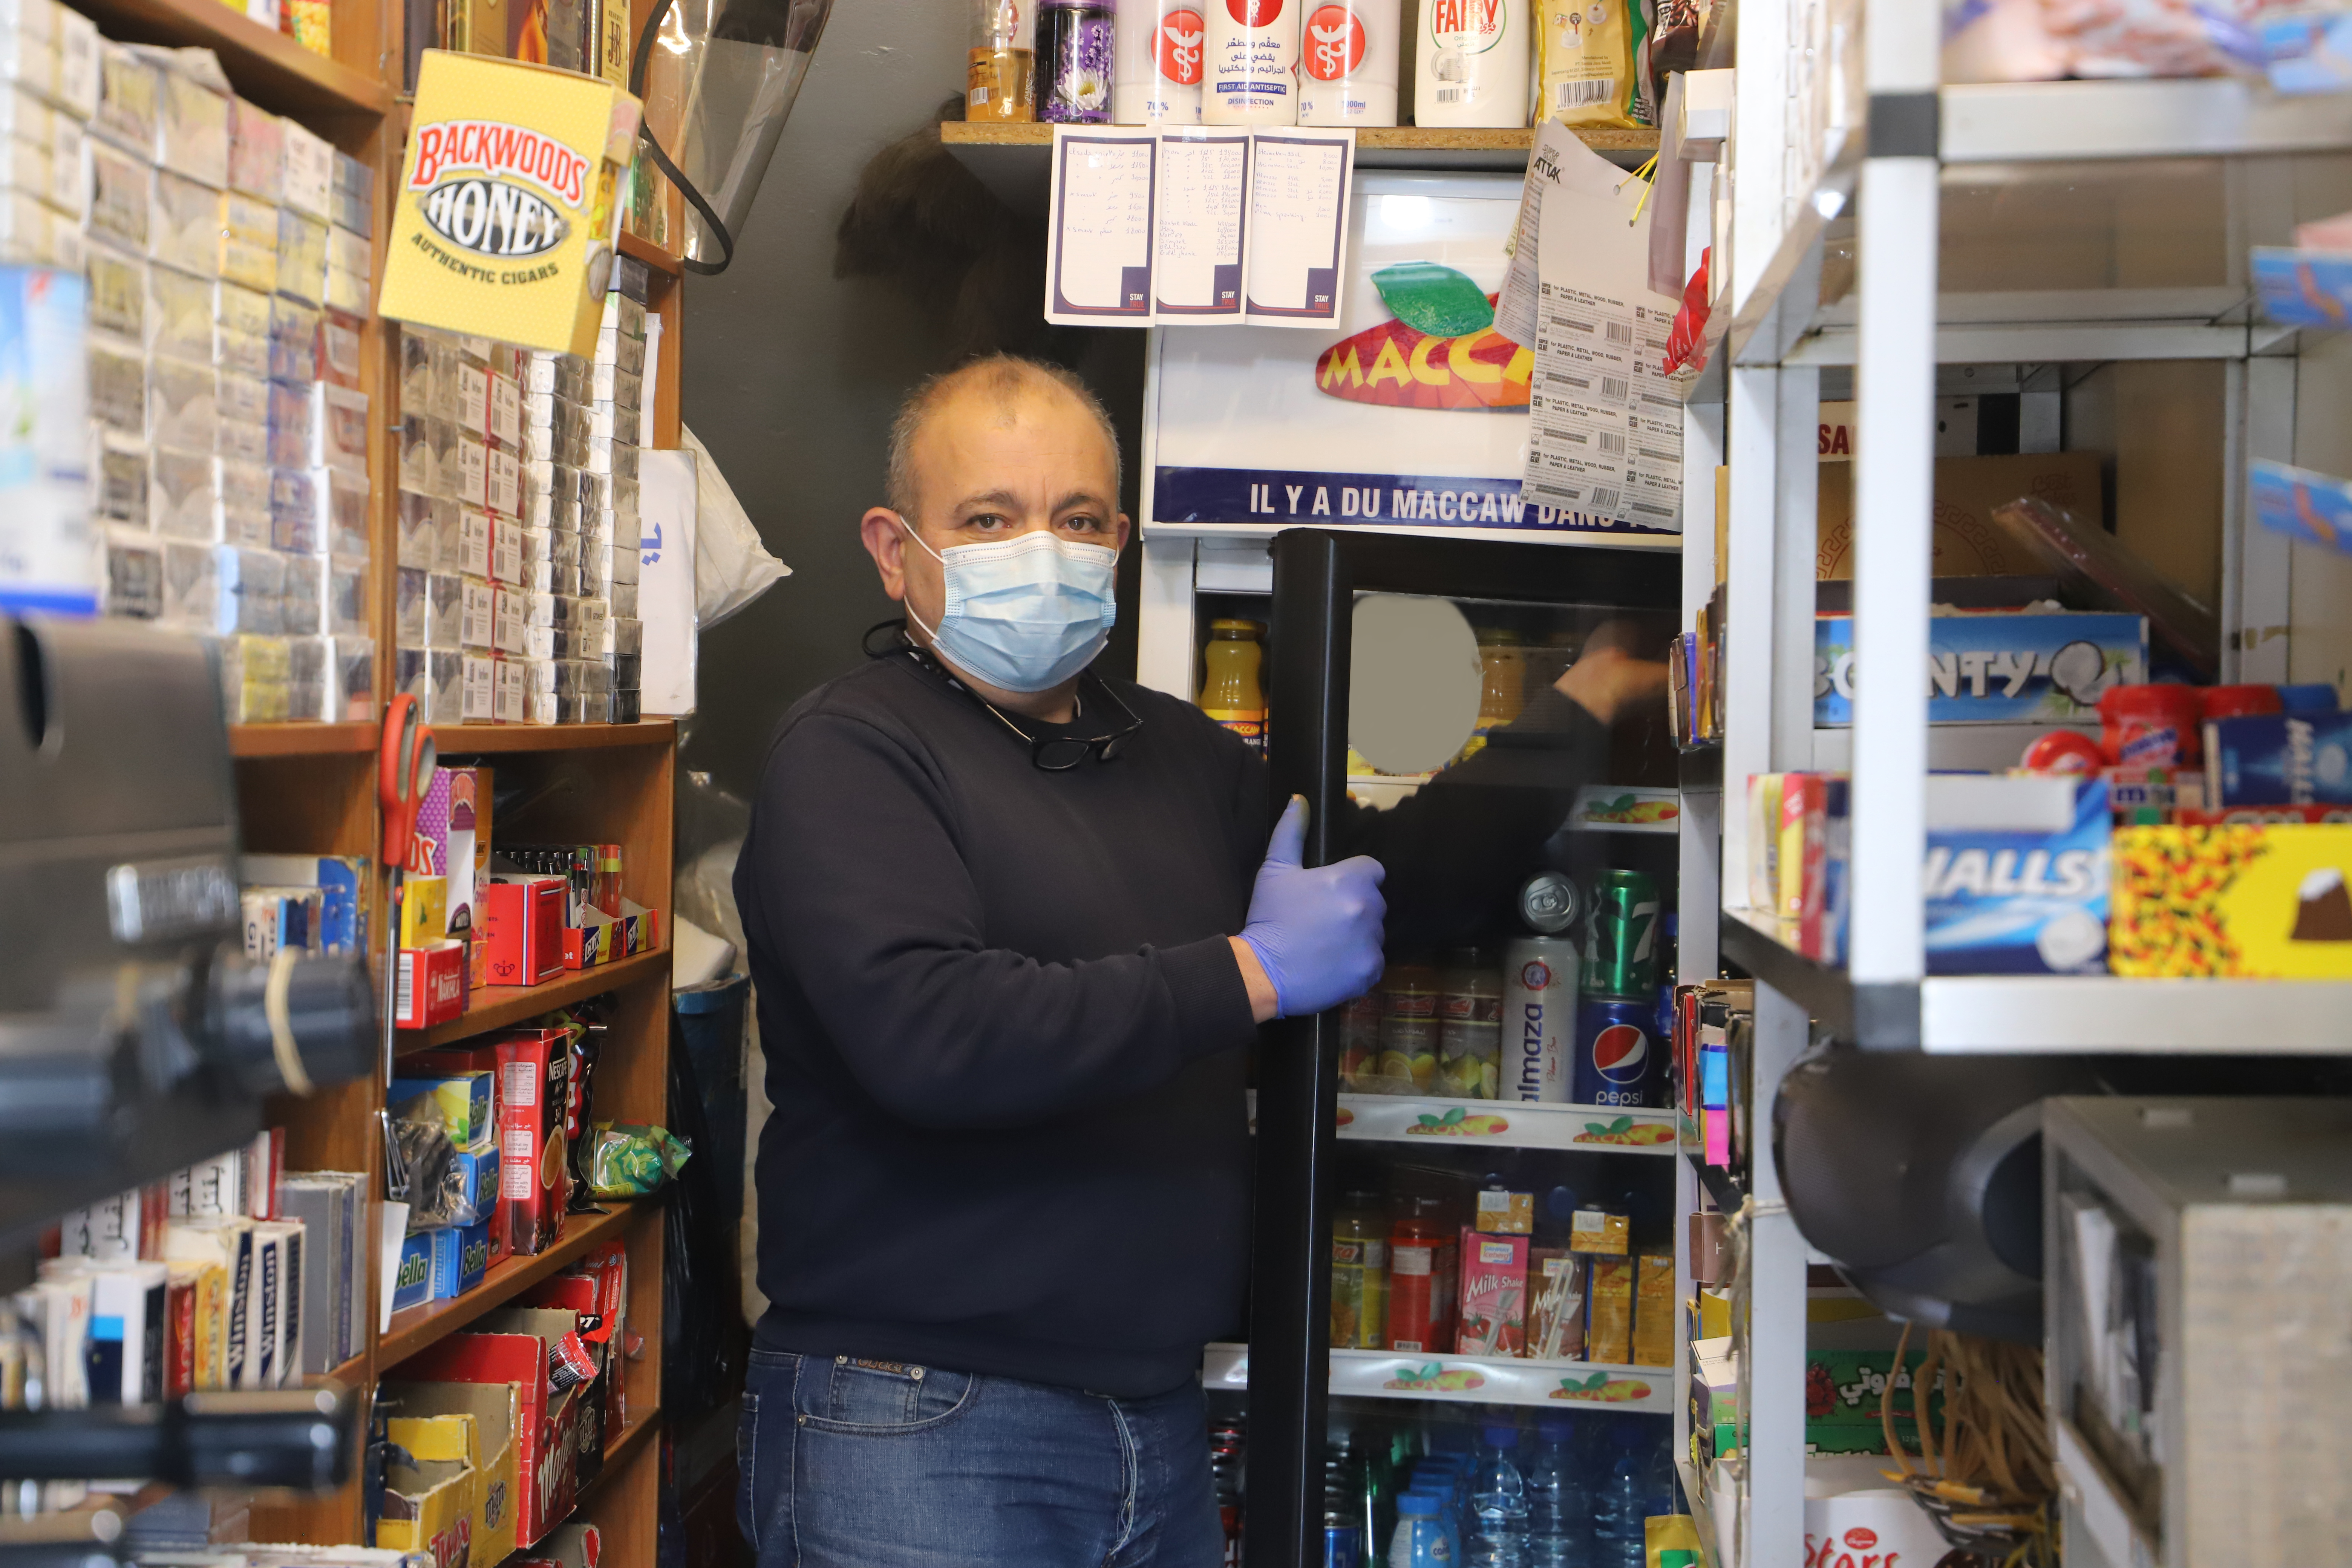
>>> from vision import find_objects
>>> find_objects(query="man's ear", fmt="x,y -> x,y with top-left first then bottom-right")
1114,511 -> 1133,553
860,507 -> 909,602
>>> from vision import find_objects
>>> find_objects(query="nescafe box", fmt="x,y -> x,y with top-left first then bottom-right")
495,1029 -> 572,1256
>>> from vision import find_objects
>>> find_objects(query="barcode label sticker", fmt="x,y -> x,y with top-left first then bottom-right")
1598,431 -> 1626,454
1601,375 -> 1629,402
1556,78 -> 1615,109
969,86 -> 988,105
395,952 -> 412,1022
1605,320 -> 1632,344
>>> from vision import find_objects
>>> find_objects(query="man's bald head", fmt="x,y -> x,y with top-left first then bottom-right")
884,354 -> 1122,520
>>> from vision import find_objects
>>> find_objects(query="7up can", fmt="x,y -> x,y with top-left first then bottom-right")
1582,869 -> 1660,1000
1573,869 -> 1663,1107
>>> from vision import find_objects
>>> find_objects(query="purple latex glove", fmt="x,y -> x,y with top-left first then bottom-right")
1238,796 -> 1386,1018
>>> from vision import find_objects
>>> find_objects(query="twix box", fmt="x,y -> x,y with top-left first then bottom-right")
379,52 -> 642,356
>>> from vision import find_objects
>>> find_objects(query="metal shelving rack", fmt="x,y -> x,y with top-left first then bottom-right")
1681,2 -> 2352,1562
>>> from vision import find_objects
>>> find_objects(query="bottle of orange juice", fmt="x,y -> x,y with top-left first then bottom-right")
1197,618 -> 1267,754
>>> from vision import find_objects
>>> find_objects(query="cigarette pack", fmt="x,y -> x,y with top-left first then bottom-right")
1567,1208 -> 1628,1256
163,1217 -> 252,1390
253,1217 -> 302,1384
162,1264 -> 196,1396
90,1262 -> 168,1404
1456,1231 -> 1527,1357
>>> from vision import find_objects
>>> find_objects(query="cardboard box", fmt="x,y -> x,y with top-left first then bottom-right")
1525,1249 -> 1585,1359
380,1378 -> 523,1568
392,1072 -> 496,1150
378,1444 -> 477,1568
1816,452 -> 2104,579
1632,1252 -> 1674,1368
1584,1255 -> 1633,1364
393,1230 -> 435,1314
1815,611 -> 2146,727
379,53 -> 644,357
495,1030 -> 571,1256
518,1273 -> 606,1481
1456,1231 -> 1527,1357
2207,712 -> 2352,807
398,942 -> 469,1029
406,1308 -> 585,1547
430,1222 -> 492,1301
2112,823 -> 2352,977
514,1521 -> 602,1568
480,877 -> 567,986
400,874 -> 450,947
1925,776 -> 2112,975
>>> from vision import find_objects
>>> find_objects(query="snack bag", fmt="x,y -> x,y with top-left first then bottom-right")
586,1122 -> 690,1197
1539,0 -> 1644,127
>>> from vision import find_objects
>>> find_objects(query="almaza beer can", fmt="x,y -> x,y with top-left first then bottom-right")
1113,0 -> 1208,122
1202,0 -> 1302,123
1503,936 -> 1577,1101
1295,0 -> 1400,126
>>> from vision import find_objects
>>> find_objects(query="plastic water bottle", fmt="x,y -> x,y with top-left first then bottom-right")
1391,1491 -> 1455,1567
1590,1421 -> 1647,1568
1523,1416 -> 1585,1568
1411,1465 -> 1464,1565
1468,1426 -> 1531,1568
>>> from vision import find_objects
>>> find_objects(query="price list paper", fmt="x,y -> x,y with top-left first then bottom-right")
1242,127 -> 1353,326
1522,140 -> 1688,529
1045,127 -> 1158,324
1154,129 -> 1252,319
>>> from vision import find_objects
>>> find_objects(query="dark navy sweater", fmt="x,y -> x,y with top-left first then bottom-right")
735,648 -> 1607,1397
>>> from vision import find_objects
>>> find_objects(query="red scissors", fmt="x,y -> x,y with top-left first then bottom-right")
378,694 -> 436,1077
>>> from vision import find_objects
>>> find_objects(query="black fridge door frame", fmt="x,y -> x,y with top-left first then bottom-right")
1245,527 -> 1682,1568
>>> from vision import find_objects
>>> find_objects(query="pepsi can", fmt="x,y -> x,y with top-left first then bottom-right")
1571,994 -> 1663,1107
1503,936 -> 1577,1102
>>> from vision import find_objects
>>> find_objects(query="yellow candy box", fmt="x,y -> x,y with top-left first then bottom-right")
2111,824 -> 2352,978
378,51 -> 641,356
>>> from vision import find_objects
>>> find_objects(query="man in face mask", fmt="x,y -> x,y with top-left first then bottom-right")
734,354 -> 1662,1568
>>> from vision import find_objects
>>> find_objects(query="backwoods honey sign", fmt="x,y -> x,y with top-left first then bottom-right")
1314,260 -> 1531,410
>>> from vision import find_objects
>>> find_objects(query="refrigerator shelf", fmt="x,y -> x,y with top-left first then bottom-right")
1336,1095 -> 1679,1155
1202,1342 -> 1675,1413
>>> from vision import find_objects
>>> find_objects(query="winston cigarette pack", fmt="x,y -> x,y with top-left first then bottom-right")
378,52 -> 642,357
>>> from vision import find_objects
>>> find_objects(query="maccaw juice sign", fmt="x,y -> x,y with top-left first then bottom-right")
1149,172 -> 1674,541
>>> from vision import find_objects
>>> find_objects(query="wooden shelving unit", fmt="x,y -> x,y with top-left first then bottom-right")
117,0 -> 693,1553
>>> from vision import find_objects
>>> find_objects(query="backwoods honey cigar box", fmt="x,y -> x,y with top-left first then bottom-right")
378,51 -> 640,356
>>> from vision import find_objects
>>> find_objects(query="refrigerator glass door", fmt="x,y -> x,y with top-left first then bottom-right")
1239,529 -> 1683,1568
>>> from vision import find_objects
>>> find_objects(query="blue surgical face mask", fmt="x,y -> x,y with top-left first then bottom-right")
900,522 -> 1119,693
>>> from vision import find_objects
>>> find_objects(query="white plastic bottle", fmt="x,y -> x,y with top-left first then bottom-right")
1113,0 -> 1207,121
1202,0 -> 1301,123
1413,0 -> 1530,127
1295,0 -> 1400,125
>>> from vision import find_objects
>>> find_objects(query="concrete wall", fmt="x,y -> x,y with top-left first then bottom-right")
679,4 -> 1145,798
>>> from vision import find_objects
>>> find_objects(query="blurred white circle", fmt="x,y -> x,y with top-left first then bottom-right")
1349,594 -> 1482,775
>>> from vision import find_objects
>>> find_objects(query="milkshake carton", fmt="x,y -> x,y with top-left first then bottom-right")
1456,1230 -> 1528,1356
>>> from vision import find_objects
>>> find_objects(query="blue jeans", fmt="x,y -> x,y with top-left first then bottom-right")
737,1346 -> 1226,1568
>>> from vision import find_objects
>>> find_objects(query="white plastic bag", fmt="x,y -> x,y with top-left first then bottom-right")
680,423 -> 790,630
